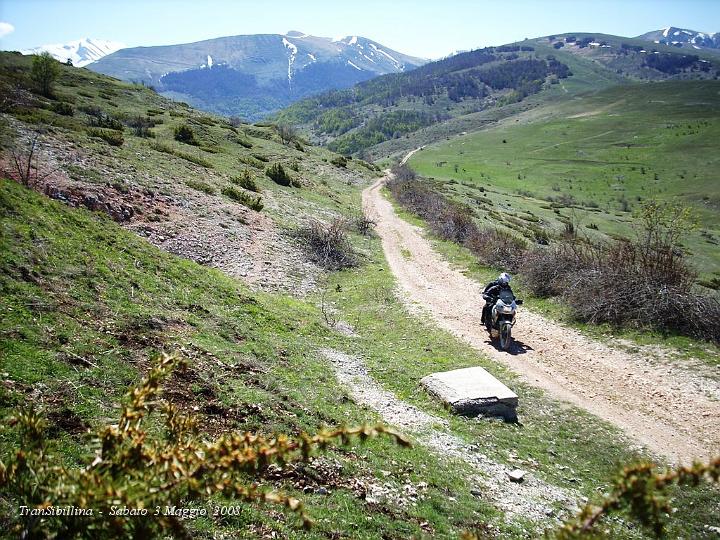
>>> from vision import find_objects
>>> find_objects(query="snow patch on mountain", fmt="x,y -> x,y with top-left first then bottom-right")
21,38 -> 124,67
369,43 -> 400,67
641,27 -> 719,50
347,36 -> 358,45
347,60 -> 362,71
282,37 -> 298,84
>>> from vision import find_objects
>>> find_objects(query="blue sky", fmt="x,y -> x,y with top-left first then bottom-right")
1,0 -> 718,59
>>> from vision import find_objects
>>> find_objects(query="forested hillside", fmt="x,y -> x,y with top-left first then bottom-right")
276,33 -> 719,159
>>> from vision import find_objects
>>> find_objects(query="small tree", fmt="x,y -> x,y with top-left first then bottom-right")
266,163 -> 297,187
276,123 -> 297,146
9,131 -> 59,187
174,124 -> 198,145
31,52 -> 60,98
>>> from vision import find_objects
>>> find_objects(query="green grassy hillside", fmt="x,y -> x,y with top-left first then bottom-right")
0,178 -> 497,538
409,80 -> 720,281
4,179 -> 718,539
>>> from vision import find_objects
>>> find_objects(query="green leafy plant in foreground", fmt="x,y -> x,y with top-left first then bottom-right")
556,457 -> 720,538
0,353 -> 408,538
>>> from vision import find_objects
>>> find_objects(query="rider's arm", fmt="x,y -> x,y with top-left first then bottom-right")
483,280 -> 498,294
484,284 -> 500,297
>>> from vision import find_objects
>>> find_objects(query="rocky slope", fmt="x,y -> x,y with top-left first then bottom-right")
0,51 -> 378,296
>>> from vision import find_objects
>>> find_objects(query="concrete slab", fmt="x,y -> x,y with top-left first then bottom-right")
420,366 -> 518,421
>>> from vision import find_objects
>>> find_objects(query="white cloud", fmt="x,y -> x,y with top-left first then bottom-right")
0,22 -> 15,38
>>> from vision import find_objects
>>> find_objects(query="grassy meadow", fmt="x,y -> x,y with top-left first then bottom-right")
409,80 -> 720,281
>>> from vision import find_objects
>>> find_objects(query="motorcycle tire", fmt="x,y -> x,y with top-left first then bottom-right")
500,324 -> 512,351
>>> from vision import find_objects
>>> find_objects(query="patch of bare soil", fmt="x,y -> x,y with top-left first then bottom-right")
362,159 -> 720,465
321,348 -> 578,527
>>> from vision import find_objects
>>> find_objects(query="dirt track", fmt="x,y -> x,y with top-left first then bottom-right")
362,159 -> 720,464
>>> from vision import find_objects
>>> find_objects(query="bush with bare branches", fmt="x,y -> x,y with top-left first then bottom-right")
465,227 -> 528,272
349,209 -> 376,236
387,169 -> 527,269
7,131 -> 58,188
300,218 -> 358,270
522,203 -> 720,343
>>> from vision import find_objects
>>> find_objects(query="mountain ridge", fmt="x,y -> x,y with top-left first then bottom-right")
638,26 -> 720,51
20,37 -> 125,67
87,31 -> 426,120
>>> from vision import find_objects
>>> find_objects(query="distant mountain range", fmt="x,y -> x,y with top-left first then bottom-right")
85,31 -> 425,120
20,38 -> 124,67
19,26 -> 717,121
637,27 -> 719,50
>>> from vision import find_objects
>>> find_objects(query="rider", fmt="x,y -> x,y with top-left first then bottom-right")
481,272 -> 513,325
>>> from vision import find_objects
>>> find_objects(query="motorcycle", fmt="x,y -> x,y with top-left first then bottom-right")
483,289 -> 523,351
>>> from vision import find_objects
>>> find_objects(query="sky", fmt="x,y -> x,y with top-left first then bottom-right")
0,0 -> 719,59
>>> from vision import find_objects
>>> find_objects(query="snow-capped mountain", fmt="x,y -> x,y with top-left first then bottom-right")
637,27 -> 719,50
21,38 -> 125,67
88,31 -> 426,119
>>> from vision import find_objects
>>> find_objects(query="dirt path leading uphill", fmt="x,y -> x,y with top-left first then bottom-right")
362,160 -> 720,465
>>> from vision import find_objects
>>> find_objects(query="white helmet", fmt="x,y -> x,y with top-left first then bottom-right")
499,272 -> 511,284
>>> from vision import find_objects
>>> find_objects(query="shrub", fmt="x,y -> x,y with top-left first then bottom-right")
126,115 -> 160,137
174,124 -> 198,145
228,115 -> 243,127
520,242 -> 589,297
51,101 -> 74,116
276,123 -> 298,146
185,179 -> 216,195
390,163 -> 416,181
465,227 -> 527,272
87,128 -> 124,147
221,185 -> 263,211
521,202 -> 720,343
349,210 -> 376,236
266,163 -> 299,187
82,106 -> 124,130
330,155 -> 348,168
0,353 -> 406,538
238,155 -> 265,169
300,219 -> 357,269
150,142 -> 213,168
196,116 -> 217,126
230,170 -> 260,192
388,165 -> 519,257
